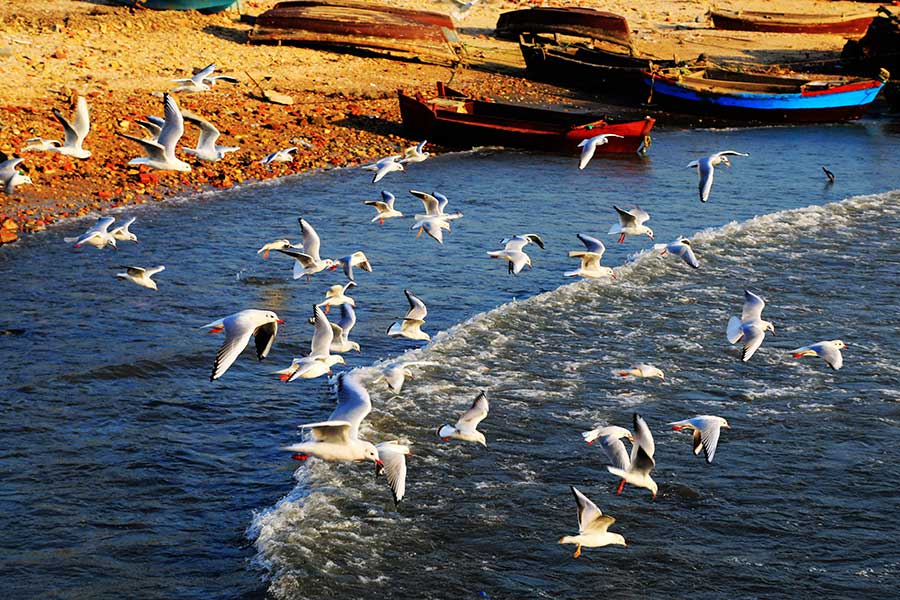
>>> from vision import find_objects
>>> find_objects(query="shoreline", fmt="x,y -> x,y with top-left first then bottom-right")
0,0 -> 873,244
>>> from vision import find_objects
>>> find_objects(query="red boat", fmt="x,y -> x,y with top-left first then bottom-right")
397,82 -> 655,155
710,9 -> 874,34
495,7 -> 632,48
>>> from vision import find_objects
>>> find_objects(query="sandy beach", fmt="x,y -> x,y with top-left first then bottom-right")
0,0 -> 871,242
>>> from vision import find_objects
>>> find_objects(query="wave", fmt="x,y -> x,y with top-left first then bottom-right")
248,189 -> 898,596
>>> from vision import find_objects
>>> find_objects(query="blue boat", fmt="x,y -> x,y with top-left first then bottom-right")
136,0 -> 235,14
644,67 -> 887,122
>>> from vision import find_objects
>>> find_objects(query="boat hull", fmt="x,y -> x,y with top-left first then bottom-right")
710,10 -> 874,34
140,0 -> 234,12
398,83 -> 654,154
519,35 -> 675,95
644,71 -> 884,122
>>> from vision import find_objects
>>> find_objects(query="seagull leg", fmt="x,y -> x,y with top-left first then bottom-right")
573,545 -> 582,559
616,479 -> 626,495
323,305 -> 330,315
416,227 -> 423,238
291,453 -> 309,461
379,218 -> 384,225
263,250 -> 270,258
208,326 -> 224,334
618,233 -> 626,244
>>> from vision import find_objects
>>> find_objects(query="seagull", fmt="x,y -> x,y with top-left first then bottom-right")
582,425 -> 633,472
670,416 -> 730,463
792,340 -> 847,370
577,133 -> 624,170
326,304 -> 361,354
822,166 -> 835,184
274,218 -> 337,281
274,305 -> 345,381
109,217 -> 138,243
437,390 -> 489,447
362,155 -> 405,183
260,146 -> 298,166
687,150 -> 749,203
333,251 -> 373,281
374,361 -> 432,394
181,111 -> 239,162
565,233 -> 615,279
116,265 -> 165,290
283,371 -> 383,465
608,205 -> 653,243
726,290 -> 775,362
64,216 -> 117,249
606,413 -> 657,498
257,239 -> 297,259
619,364 -> 665,379
364,191 -> 403,224
46,96 -> 92,159
118,93 -> 191,172
171,63 -> 237,93
0,157 -> 33,195
399,140 -> 429,164
487,234 -> 544,275
409,189 -> 463,222
317,281 -> 357,315
654,236 -> 698,268
201,309 -> 282,381
374,440 -> 411,506
387,289 -> 430,342
559,486 -> 627,558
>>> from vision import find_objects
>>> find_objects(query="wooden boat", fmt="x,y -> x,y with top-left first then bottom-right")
644,67 -> 887,122
135,0 -> 234,12
398,82 -> 655,154
495,7 -> 632,48
248,0 -> 463,66
710,9 -> 874,34
518,32 -> 682,95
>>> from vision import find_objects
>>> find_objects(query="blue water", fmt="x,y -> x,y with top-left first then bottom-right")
1,120 -> 899,599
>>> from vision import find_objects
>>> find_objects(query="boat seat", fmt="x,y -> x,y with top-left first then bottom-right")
428,98 -> 469,113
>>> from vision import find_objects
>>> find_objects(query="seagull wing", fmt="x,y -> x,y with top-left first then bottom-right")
309,305 -> 334,357
376,441 -> 409,505
156,93 -> 185,159
210,314 -> 254,380
298,218 -> 322,261
631,413 -> 655,462
613,205 -> 637,228
740,322 -> 766,362
296,420 -> 352,444
253,320 -> 278,361
336,303 -> 357,337
571,486 -> 613,534
742,290 -> 766,322
182,111 -> 221,150
695,419 -> 722,463
698,159 -> 714,202
577,233 -> 605,255
814,342 -> 843,370
404,289 -> 428,321
599,433 -> 631,471
409,189 -> 441,215
675,241 -> 699,268
455,391 -> 489,432
329,371 -> 372,439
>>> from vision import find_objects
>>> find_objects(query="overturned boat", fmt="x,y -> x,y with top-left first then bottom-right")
710,9 -> 875,35
249,0 -> 464,65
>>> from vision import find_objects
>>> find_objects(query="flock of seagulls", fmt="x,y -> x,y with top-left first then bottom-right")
23,63 -> 851,555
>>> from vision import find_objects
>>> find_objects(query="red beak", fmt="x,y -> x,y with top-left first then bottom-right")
277,319 -> 285,324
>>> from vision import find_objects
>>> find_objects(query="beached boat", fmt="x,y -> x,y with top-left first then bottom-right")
133,0 -> 235,12
248,0 -> 463,66
710,9 -> 874,35
644,67 -> 886,122
495,7 -> 632,47
518,33 -> 682,95
398,82 -> 655,154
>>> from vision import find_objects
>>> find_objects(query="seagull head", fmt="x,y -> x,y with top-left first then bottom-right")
832,340 -> 848,350
763,321 -> 775,335
645,227 -> 654,241
475,432 -> 487,448
719,417 -> 731,430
